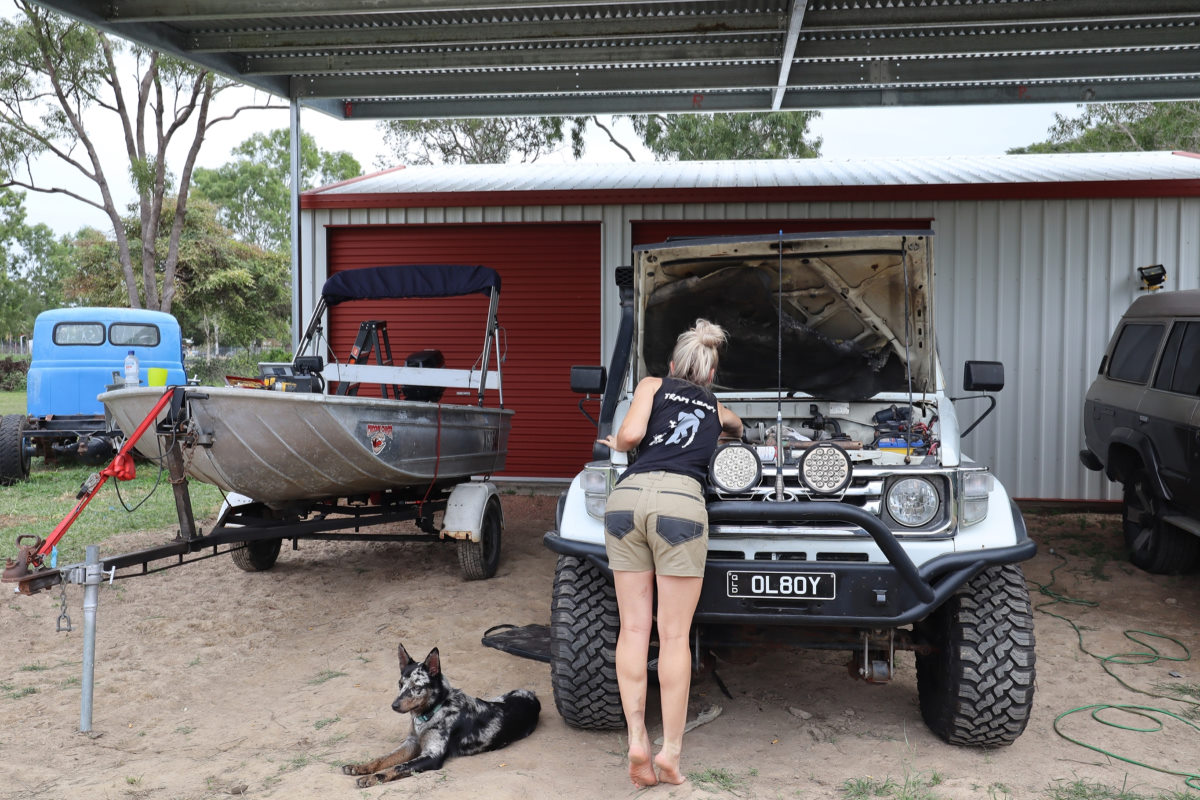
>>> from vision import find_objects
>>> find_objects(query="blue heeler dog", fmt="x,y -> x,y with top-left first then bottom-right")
342,643 -> 540,787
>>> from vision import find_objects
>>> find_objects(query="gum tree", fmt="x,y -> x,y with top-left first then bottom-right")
0,1 -> 277,313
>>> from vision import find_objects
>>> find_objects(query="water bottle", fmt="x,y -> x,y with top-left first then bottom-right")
124,350 -> 139,387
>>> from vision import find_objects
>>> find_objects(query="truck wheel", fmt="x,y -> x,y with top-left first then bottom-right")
0,414 -> 31,485
550,554 -> 623,730
458,495 -> 502,581
231,538 -> 282,572
915,563 -> 1036,746
1122,470 -> 1200,574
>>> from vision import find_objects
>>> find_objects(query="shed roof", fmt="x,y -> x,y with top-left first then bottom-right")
302,151 -> 1200,209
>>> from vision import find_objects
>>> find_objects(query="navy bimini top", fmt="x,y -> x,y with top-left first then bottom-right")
620,377 -> 722,486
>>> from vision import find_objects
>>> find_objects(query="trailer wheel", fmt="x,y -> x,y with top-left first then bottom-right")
0,414 -> 31,485
550,554 -> 623,730
914,563 -> 1036,746
231,538 -> 282,572
458,495 -> 502,580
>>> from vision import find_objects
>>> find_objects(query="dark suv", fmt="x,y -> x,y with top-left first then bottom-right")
1081,289 -> 1200,574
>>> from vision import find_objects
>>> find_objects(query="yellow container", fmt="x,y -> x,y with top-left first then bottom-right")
147,367 -> 168,386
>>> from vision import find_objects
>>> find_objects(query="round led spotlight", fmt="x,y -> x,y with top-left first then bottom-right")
709,442 -> 761,494
799,443 -> 852,495
886,477 -> 940,528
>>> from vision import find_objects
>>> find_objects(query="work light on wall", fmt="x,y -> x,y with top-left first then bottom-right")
1137,264 -> 1167,292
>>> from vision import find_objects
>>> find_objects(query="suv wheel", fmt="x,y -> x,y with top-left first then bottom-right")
549,554 -> 623,730
915,563 -> 1036,746
1123,470 -> 1200,575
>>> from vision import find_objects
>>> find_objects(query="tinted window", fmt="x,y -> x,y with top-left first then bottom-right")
1107,323 -> 1164,383
53,322 -> 104,345
110,323 -> 160,347
1154,321 -> 1200,396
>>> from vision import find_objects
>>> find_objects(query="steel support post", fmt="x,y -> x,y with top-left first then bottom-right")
79,545 -> 100,733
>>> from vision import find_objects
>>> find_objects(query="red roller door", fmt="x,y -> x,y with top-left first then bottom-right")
632,218 -> 932,247
326,223 -> 601,478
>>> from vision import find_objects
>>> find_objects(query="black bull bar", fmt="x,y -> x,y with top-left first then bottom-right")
544,498 -> 1035,627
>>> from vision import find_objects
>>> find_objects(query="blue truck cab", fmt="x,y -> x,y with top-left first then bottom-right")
0,307 -> 185,483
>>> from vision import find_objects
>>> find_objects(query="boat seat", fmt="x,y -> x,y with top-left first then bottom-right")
402,349 -> 446,402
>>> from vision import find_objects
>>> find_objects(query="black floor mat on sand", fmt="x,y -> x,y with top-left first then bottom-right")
481,624 -> 550,663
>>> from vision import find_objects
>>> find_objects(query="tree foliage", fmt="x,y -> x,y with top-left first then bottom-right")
68,198 -> 289,353
192,128 -> 360,253
1009,101 -> 1200,154
0,187 -> 70,340
0,1 -> 276,313
627,111 -> 822,160
378,117 -> 582,165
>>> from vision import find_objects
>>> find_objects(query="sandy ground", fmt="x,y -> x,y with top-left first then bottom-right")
2,496 -> 1198,800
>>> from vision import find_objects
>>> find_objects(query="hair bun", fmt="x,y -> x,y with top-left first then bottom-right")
692,318 -> 727,348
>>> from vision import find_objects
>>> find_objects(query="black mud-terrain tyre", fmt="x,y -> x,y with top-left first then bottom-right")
0,414 -> 31,485
231,538 -> 282,572
1122,470 -> 1200,575
550,554 -> 623,730
915,563 -> 1036,746
458,495 -> 503,581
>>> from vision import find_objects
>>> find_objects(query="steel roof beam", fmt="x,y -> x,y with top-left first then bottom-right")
772,0 -> 806,111
242,40 -> 779,76
188,11 -> 784,53
103,0 -> 729,24
802,0 -> 1200,29
327,76 -> 1200,119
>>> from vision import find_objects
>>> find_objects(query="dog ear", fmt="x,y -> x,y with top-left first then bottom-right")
423,647 -> 441,678
398,642 -> 413,669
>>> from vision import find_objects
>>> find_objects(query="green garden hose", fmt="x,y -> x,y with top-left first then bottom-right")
1035,551 -> 1200,791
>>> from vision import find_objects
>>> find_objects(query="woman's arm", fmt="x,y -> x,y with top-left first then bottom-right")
596,377 -> 660,452
717,401 -> 743,439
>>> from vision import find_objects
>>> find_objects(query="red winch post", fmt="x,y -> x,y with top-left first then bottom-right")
33,388 -> 178,559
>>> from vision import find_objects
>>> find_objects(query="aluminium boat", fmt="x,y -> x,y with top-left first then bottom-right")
101,264 -> 512,505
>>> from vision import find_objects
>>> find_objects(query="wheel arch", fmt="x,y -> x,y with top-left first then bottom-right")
1106,429 -> 1168,500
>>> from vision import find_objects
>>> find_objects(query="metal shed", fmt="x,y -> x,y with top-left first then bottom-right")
301,150 -> 1200,500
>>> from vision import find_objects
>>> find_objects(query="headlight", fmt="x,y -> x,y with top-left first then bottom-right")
961,470 -> 993,526
709,443 -> 761,494
886,477 -> 940,527
798,443 -> 852,495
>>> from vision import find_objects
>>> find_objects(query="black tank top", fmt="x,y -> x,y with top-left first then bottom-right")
620,377 -> 721,486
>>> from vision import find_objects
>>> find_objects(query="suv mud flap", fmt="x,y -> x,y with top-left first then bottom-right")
543,500 -> 1034,628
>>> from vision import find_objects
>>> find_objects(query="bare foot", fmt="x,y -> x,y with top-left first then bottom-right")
654,752 -> 686,785
629,737 -> 658,789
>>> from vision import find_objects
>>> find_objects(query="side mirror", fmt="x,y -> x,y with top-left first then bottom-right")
570,365 -> 606,395
963,360 -> 1004,393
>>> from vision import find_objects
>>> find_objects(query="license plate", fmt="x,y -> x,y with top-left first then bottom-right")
726,570 -> 836,600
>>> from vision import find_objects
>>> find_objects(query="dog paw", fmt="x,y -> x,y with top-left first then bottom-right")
356,774 -> 383,788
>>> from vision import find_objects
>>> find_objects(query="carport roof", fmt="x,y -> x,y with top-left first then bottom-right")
33,0 -> 1200,120
302,151 -> 1200,208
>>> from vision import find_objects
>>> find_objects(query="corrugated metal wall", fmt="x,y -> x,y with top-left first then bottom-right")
303,196 -> 1200,500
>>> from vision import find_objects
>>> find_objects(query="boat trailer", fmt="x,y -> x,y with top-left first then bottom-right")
3,386 -> 503,597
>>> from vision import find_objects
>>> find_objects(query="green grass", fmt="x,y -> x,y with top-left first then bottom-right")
307,670 -> 348,686
0,389 -> 24,415
1044,777 -> 1200,800
689,766 -> 748,795
0,459 -> 224,567
842,770 -> 945,800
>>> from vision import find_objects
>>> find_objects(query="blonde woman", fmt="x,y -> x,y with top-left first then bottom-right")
597,318 -> 743,788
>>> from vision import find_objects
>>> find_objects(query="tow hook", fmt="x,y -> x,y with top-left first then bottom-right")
847,629 -> 894,683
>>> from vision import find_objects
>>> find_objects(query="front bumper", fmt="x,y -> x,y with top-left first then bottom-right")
543,499 -> 1035,627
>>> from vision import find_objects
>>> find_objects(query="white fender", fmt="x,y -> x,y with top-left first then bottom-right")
441,481 -> 500,543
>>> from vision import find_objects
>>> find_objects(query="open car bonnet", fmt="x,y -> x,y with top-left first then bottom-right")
634,230 -> 935,400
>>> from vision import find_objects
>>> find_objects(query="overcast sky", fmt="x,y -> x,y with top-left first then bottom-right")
21,99 -> 1079,236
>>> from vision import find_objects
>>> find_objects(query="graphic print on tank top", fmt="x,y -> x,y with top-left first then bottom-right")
623,378 -> 721,484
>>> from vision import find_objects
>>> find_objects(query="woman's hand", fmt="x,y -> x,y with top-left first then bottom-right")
596,434 -> 622,452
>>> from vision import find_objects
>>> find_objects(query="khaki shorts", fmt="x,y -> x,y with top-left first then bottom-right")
603,471 -> 708,578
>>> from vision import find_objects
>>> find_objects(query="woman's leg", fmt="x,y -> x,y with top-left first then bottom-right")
612,568 -> 658,788
652,573 -> 703,784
